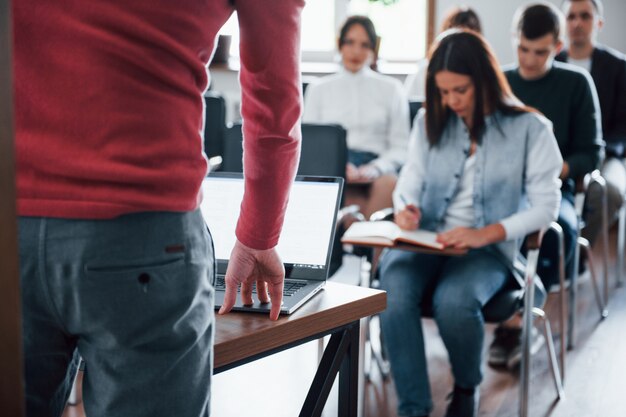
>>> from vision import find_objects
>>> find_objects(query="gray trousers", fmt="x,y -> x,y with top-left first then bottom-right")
19,210 -> 215,417
583,157 -> 626,244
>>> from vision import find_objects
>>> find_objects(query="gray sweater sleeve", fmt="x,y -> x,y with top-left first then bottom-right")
565,70 -> 604,180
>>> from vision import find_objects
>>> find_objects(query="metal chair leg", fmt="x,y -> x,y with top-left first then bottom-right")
521,227 -> 566,417
368,315 -> 390,380
579,238 -> 609,319
568,222 -> 580,351
550,222 -> 567,380
520,247 -> 540,417
533,308 -> 565,399
568,172 -> 609,350
358,256 -> 390,382
598,174 -> 610,308
618,204 -> 625,287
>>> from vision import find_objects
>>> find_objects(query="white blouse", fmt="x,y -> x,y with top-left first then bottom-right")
403,58 -> 428,100
303,66 -> 410,174
442,153 -> 476,231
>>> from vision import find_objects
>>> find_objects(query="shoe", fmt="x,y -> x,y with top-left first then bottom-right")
506,326 -> 545,370
487,326 -> 520,367
445,385 -> 479,417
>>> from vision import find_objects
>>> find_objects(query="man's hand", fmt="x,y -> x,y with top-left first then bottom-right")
218,240 -> 285,321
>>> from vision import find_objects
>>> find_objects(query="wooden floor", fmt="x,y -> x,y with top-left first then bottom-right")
64,230 -> 626,417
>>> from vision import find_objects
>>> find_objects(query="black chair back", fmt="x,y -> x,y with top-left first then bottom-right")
203,92 -> 227,159
221,124 -> 244,172
409,100 -> 423,128
221,123 -> 347,177
299,123 -> 347,177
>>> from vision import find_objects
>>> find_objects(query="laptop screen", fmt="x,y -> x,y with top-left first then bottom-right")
200,173 -> 343,280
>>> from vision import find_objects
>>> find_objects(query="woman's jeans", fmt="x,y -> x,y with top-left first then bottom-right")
379,248 -> 509,417
19,210 -> 215,417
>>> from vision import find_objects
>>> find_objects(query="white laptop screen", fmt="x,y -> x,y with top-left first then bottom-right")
200,174 -> 342,279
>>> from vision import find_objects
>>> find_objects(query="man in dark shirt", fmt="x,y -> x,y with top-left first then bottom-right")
489,2 -> 603,370
556,0 -> 626,244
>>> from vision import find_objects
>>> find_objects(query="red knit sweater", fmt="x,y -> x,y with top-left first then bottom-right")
14,0 -> 303,249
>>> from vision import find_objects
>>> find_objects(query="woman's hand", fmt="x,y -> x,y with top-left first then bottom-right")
346,163 -> 381,183
346,162 -> 359,182
436,224 -> 506,249
395,205 -> 421,230
356,164 -> 381,181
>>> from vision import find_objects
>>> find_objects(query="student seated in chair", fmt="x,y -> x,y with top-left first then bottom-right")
378,30 -> 562,417
557,0 -> 626,245
303,15 -> 410,219
490,2 -> 604,370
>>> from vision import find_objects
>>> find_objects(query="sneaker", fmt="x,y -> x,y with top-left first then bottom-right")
445,385 -> 479,417
487,326 -> 521,367
506,326 -> 545,370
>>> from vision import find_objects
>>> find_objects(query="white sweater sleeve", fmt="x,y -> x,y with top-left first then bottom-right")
302,82 -> 322,122
499,116 -> 563,240
371,82 -> 411,174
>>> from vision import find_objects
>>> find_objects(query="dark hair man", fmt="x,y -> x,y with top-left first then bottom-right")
556,0 -> 626,244
489,2 -> 603,370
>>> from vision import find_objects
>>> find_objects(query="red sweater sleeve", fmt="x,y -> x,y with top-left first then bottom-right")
234,0 -> 304,250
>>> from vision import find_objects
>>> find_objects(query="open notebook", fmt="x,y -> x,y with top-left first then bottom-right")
200,173 -> 343,314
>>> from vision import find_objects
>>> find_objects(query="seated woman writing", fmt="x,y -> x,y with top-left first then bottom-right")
303,15 -> 410,218
379,30 -> 562,417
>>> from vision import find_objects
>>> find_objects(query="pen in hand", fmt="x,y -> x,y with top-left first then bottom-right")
398,194 -> 420,230
399,194 -> 419,212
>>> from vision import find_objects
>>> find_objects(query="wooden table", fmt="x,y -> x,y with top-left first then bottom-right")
214,281 -> 386,417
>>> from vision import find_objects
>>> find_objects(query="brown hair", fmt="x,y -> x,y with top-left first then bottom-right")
514,3 -> 564,42
425,30 -> 530,145
440,6 -> 482,34
337,15 -> 377,51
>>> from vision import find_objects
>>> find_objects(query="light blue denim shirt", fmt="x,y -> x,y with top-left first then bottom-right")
394,109 -> 563,263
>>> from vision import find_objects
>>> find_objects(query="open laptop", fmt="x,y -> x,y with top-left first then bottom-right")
200,172 -> 344,314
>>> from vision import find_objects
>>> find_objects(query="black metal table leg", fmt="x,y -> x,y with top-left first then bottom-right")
300,320 -> 360,417
338,321 -> 359,417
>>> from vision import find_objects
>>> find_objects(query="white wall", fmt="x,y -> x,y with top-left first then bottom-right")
435,0 -> 626,66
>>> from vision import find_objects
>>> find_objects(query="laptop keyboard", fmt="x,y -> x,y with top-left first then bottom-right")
215,276 -> 306,297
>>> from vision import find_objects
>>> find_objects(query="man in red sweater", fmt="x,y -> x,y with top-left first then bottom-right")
14,1 -> 303,416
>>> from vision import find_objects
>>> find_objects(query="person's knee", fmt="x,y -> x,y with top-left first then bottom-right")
379,250 -> 412,280
432,288 -> 480,327
379,254 -> 427,308
372,174 -> 397,190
